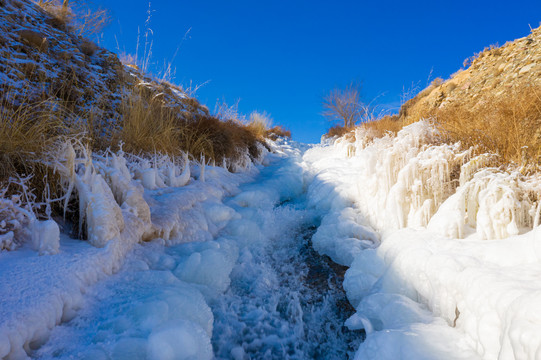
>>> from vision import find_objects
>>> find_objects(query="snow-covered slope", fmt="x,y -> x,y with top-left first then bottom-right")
303,121 -> 541,359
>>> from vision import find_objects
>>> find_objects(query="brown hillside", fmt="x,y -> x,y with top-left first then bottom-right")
0,0 -> 265,174
393,26 -> 541,169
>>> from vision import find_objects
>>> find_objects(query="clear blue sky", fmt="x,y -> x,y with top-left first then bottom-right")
93,0 -> 541,143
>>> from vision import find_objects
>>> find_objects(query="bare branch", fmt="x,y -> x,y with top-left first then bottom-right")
322,82 -> 366,128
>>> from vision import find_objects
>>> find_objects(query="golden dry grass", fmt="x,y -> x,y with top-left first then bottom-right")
111,86 -> 263,166
246,111 -> 272,140
36,0 -> 110,37
435,86 -> 541,170
0,100 -> 71,179
325,124 -> 354,138
114,87 -> 185,156
266,125 -> 291,140
362,115 -> 405,137
0,91 -> 85,220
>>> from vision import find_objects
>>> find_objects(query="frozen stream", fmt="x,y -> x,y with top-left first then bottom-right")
6,124 -> 541,360
26,142 -> 363,359
211,196 -> 363,359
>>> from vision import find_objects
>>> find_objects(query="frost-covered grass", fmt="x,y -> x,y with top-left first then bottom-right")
304,121 -> 541,359
0,0 -> 275,241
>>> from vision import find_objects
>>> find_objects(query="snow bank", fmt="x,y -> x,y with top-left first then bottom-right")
0,139 -> 260,359
26,139 -> 303,359
304,121 -> 541,359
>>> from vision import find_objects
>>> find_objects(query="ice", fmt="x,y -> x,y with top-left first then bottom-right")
166,153 -> 191,188
31,219 -> 60,255
147,321 -> 213,360
173,245 -> 237,296
4,119 -> 541,360
85,173 -> 124,248
110,337 -> 147,360
0,231 -> 14,251
0,137 -> 261,358
303,121 -> 541,359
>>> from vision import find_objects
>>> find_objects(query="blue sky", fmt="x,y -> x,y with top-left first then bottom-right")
93,0 -> 541,143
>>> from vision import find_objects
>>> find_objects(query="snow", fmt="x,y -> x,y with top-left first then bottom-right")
303,121 -> 541,359
2,121 -> 541,359
0,140 -> 256,359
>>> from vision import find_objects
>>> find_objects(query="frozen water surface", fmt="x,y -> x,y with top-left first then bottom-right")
4,126 -> 541,359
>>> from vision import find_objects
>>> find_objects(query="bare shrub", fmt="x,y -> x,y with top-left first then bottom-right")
322,82 -> 366,128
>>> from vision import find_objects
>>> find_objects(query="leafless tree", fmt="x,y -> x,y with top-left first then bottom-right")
322,82 -> 367,128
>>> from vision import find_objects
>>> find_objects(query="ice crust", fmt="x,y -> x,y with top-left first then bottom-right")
304,121 -> 541,359
0,141 -> 258,359
2,120 -> 541,359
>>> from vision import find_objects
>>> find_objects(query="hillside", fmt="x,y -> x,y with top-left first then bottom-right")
0,0 -> 271,176
401,26 -> 541,121
394,25 -> 541,169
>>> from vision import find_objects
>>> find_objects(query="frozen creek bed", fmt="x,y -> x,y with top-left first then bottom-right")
4,122 -> 541,360
31,142 -> 363,360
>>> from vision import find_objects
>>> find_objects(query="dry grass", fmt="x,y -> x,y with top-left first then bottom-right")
183,115 -> 262,165
363,83 -> 541,171
112,86 -> 263,166
36,0 -> 110,38
246,111 -> 272,140
435,86 -> 541,170
80,39 -> 97,56
266,125 -> 291,140
463,44 -> 501,68
114,87 -> 185,156
0,99 -> 71,180
0,90 -> 84,221
362,115 -> 405,136
325,124 -> 354,138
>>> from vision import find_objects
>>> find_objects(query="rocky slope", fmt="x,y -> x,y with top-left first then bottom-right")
401,26 -> 541,122
0,0 -> 219,149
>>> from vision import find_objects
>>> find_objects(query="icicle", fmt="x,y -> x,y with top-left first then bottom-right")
62,142 -> 76,220
177,153 -> 191,186
166,153 -> 190,187
199,155 -> 206,182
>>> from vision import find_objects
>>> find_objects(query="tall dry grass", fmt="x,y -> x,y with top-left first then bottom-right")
325,124 -> 354,138
362,115 -> 405,137
246,111 -> 272,139
114,87 -> 185,156
0,98 -> 74,180
266,125 -> 291,140
36,0 -> 110,38
0,88 -> 86,223
435,86 -> 541,170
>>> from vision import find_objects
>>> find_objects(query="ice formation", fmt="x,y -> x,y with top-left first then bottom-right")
2,120 -> 541,359
304,121 -> 541,359
0,138 -> 262,359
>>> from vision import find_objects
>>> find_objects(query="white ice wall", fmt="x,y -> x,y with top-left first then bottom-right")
304,121 -> 541,359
